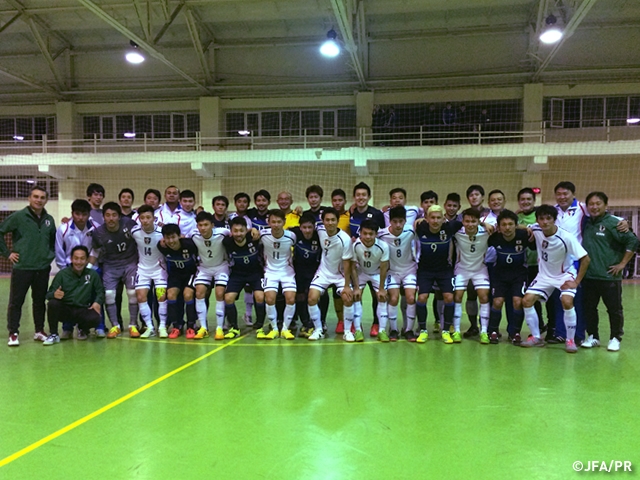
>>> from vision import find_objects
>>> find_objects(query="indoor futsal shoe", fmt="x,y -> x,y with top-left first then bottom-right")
194,327 -> 209,340
355,330 -> 364,342
265,329 -> 279,340
256,328 -> 267,339
510,333 -> 522,346
214,327 -> 225,340
281,329 -> 295,340
378,330 -> 390,342
129,325 -> 141,338
432,321 -> 441,334
607,338 -> 621,352
370,324 -> 379,337
489,332 -> 499,344
33,331 -> 48,342
107,326 -> 121,339
403,330 -> 417,342
8,334 -> 19,346
389,330 -> 399,342
480,332 -> 490,344
520,335 -> 545,348
335,320 -> 344,334
416,330 -> 429,343
224,328 -> 240,339
581,335 -> 600,348
442,331 -> 453,344
158,327 -> 168,338
463,326 -> 479,338
168,327 -> 181,339
43,334 -> 60,346
308,329 -> 324,341
343,331 -> 355,342
452,331 -> 462,343
140,328 -> 156,339
565,339 -> 578,353
185,328 -> 196,339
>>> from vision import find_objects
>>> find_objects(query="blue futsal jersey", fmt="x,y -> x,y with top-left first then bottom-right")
415,220 -> 461,272
222,234 -> 263,275
156,238 -> 198,275
349,206 -> 385,239
290,227 -> 321,277
246,208 -> 269,231
488,229 -> 533,280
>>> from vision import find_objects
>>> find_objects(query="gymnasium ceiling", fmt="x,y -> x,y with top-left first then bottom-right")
0,0 -> 639,104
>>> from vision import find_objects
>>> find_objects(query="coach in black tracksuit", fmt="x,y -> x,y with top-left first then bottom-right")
0,186 -> 56,343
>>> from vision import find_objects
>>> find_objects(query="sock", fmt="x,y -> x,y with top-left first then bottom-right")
489,307 -> 502,333
466,300 -> 478,327
416,302 -> 427,330
388,304 -> 398,331
254,302 -> 266,328
215,301 -> 225,329
400,295 -> 407,324
185,300 -> 196,329
479,303 -> 490,334
105,303 -> 119,327
513,309 -> 524,333
244,292 -> 253,317
296,300 -> 311,328
405,303 -> 416,332
353,301 -> 362,330
283,304 -> 295,330
158,301 -> 167,328
437,299 -> 445,328
308,304 -> 322,331
524,306 -> 540,338
266,303 -> 278,329
167,299 -> 179,329
139,302 -> 153,330
195,298 -> 208,329
377,302 -> 388,331
444,303 -> 454,332
564,307 -> 577,341
344,304 -> 355,332
226,303 -> 238,329
453,303 -> 462,332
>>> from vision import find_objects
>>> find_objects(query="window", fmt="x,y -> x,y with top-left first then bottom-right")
262,112 -> 281,136
322,111 -> 336,136
0,117 -> 56,142
225,109 -> 355,137
606,97 -> 628,127
281,111 -> 300,136
0,176 -> 59,199
82,113 -> 199,140
301,111 -> 320,136
337,109 -> 357,137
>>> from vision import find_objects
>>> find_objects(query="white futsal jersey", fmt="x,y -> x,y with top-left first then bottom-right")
384,205 -> 421,227
131,225 -> 165,272
453,225 -> 490,274
191,228 -> 230,268
353,238 -> 389,276
530,224 -> 587,278
316,226 -> 353,276
377,227 -> 417,275
260,229 -> 297,273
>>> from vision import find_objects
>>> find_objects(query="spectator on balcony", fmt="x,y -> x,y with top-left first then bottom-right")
372,104 -> 386,146
383,107 -> 396,146
457,103 -> 471,143
442,103 -> 457,126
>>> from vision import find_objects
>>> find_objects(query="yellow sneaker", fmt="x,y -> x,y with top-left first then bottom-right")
224,328 -> 240,339
281,329 -> 295,340
214,327 -> 225,340
129,325 -> 140,338
416,330 -> 429,343
442,331 -> 454,344
256,328 -> 267,339
452,331 -> 462,343
194,327 -> 209,340
107,326 -> 121,339
265,329 -> 279,340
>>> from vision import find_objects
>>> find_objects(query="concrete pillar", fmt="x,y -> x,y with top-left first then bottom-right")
55,101 -> 77,152
523,83 -> 543,142
199,97 -> 220,145
356,91 -> 374,147
56,179 -> 79,220
201,179 -> 223,212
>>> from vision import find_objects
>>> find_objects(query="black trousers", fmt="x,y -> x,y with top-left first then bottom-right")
582,279 -> 624,341
7,267 -> 50,334
47,298 -> 101,335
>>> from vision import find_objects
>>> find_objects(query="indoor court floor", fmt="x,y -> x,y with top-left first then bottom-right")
1,279 -> 639,479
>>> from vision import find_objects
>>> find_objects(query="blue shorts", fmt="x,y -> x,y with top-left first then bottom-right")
167,270 -> 196,291
226,272 -> 263,295
417,269 -> 454,294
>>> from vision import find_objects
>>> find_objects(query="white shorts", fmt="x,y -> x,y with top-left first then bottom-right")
385,269 -> 417,290
194,264 -> 229,287
135,266 -> 168,290
357,272 -> 381,291
454,266 -> 490,291
263,266 -> 297,293
525,272 -> 577,301
310,271 -> 347,295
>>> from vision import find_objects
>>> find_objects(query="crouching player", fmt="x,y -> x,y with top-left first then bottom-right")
132,205 -> 167,338
520,205 -> 590,353
157,224 -> 199,339
352,220 -> 389,342
487,210 -> 533,345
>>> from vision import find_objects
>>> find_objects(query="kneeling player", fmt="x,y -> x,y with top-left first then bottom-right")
352,220 -> 389,342
520,205 -> 590,352
308,208 -> 355,341
157,224 -> 199,339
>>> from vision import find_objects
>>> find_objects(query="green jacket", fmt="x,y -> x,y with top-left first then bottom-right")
0,207 -> 56,270
46,267 -> 105,308
582,213 -> 639,281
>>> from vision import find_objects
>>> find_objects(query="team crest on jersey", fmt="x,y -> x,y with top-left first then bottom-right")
324,239 -> 330,247
45,219 -> 51,227
364,251 -> 371,258
205,240 -> 211,247
248,245 -> 256,253
84,274 -> 91,284
394,239 -> 401,247
311,242 -> 318,251
144,237 -> 151,244
599,225 -> 606,232
274,242 -> 280,249
123,228 -> 131,239
515,245 -> 523,252
182,250 -> 190,259
469,235 -> 476,242
542,240 -> 549,249
440,231 -> 447,241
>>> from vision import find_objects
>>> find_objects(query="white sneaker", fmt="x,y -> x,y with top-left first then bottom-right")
158,327 -> 168,338
308,328 -> 325,341
343,331 -> 355,342
607,338 -> 621,352
33,331 -> 48,342
8,333 -> 19,346
140,328 -> 156,339
580,334 -> 600,348
43,334 -> 60,346
95,328 -> 106,338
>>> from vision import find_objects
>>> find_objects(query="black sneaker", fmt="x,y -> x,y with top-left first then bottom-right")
463,326 -> 479,338
546,335 -> 565,344
510,333 -> 522,346
389,330 -> 399,342
489,331 -> 499,344
403,330 -> 417,342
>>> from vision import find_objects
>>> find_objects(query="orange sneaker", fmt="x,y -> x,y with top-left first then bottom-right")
106,326 -> 121,339
185,328 -> 196,339
129,326 -> 141,338
168,328 -> 181,339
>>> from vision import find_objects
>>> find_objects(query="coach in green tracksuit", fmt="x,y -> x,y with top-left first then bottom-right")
0,186 -> 56,346
581,191 -> 639,352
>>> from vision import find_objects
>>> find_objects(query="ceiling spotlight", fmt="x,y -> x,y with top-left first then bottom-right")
238,130 -> 251,136
125,40 -> 145,64
320,29 -> 340,57
123,132 -> 136,138
540,15 -> 563,44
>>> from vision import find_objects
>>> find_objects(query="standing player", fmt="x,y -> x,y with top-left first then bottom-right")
378,206 -> 418,341
223,217 -> 266,338
156,224 -> 199,339
520,205 -> 590,353
308,208 -> 355,341
157,185 -> 181,226
86,183 -> 105,227
177,190 -> 197,237
118,188 -> 136,218
331,189 -> 351,233
89,202 -> 139,339
131,205 -> 167,339
452,209 -> 492,344
260,209 -> 298,339
303,185 -> 327,225
415,205 -> 459,343
247,190 -> 271,231
384,188 -> 421,227
487,210 -> 532,345
276,191 -> 301,229
229,192 -> 254,324
352,220 -> 389,342
211,195 -> 230,228
444,193 -> 462,222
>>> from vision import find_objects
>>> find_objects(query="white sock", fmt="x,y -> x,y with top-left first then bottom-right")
344,304 -> 354,332
564,306 -> 577,341
244,292 -> 253,317
283,304 -> 295,330
388,304 -> 398,331
308,304 -> 322,331
480,302 -> 490,333
158,300 -> 167,328
353,301 -> 362,330
195,298 -> 208,329
266,304 -> 277,329
405,303 -> 416,332
524,306 -> 540,338
453,303 -> 462,332
215,301 -> 225,329
377,302 -> 388,331
139,302 -> 152,329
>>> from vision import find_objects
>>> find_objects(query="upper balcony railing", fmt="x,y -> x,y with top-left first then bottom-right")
1,120 -> 639,155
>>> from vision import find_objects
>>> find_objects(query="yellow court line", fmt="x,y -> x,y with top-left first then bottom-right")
0,334 -> 246,469
232,341 -> 383,347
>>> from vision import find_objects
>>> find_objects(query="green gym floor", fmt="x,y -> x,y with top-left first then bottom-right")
1,279 -> 639,480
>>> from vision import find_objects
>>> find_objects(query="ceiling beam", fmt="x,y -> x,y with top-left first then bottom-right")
0,63 -> 60,95
533,0 -> 599,81
77,0 -> 210,94
5,0 -> 73,47
24,17 -> 65,90
183,7 -> 212,84
133,0 -> 151,42
0,12 -> 21,34
355,0 -> 368,77
329,0 -> 367,89
153,0 -> 185,44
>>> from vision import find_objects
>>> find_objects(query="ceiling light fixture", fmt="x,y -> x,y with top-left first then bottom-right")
238,130 -> 251,136
13,135 -> 24,141
125,40 -> 145,64
540,15 -> 563,44
320,29 -> 340,57
123,132 -> 136,138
